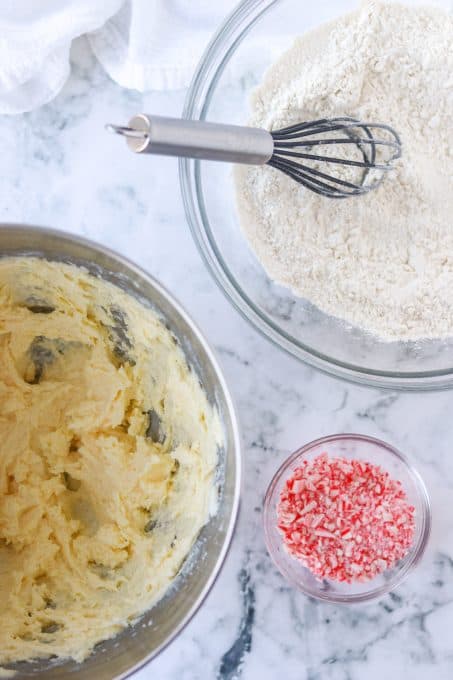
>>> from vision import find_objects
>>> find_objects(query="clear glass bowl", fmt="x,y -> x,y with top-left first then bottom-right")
263,434 -> 431,603
180,0 -> 453,390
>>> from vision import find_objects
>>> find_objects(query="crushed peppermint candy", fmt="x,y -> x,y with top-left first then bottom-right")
277,453 -> 415,583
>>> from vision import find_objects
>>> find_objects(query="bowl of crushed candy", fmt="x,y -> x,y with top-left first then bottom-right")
180,0 -> 453,390
263,434 -> 431,603
0,224 -> 241,679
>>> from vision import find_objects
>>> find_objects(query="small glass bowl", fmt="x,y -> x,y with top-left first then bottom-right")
263,434 -> 431,604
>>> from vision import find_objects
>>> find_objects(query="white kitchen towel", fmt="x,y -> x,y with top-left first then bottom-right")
0,0 -> 123,114
0,0 -> 236,115
89,1 -> 236,92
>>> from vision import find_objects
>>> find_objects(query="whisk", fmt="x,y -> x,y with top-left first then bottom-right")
107,114 -> 401,198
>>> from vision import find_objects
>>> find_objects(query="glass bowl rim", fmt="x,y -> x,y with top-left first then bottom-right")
262,432 -> 432,604
180,0 -> 453,391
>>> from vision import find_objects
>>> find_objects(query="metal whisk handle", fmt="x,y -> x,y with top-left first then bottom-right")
107,114 -> 273,165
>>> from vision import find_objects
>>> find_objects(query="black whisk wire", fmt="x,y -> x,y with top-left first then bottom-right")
268,117 -> 401,198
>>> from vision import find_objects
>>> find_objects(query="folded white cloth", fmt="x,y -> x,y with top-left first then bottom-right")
0,0 -> 123,114
89,1 -> 235,92
0,0 -> 236,114
2,0 -> 452,115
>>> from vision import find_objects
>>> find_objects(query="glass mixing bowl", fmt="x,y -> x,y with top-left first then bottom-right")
263,434 -> 431,604
180,0 -> 453,390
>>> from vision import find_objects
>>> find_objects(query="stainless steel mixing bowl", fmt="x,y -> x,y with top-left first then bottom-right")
0,224 -> 241,679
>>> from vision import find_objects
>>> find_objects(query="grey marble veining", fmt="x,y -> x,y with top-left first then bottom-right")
1,37 -> 452,680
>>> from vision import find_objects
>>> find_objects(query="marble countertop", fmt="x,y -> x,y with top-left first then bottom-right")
1,37 -> 453,680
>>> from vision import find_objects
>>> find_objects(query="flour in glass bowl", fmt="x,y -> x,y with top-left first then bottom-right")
235,0 -> 453,341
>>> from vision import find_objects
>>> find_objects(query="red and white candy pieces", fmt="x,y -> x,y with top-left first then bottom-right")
277,453 -> 415,583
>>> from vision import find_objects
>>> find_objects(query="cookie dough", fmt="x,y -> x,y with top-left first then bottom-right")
0,257 -> 221,664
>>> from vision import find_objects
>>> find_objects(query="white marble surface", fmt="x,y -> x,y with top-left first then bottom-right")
1,37 -> 453,680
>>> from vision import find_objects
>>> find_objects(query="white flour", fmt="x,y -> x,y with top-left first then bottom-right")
235,1 -> 453,341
